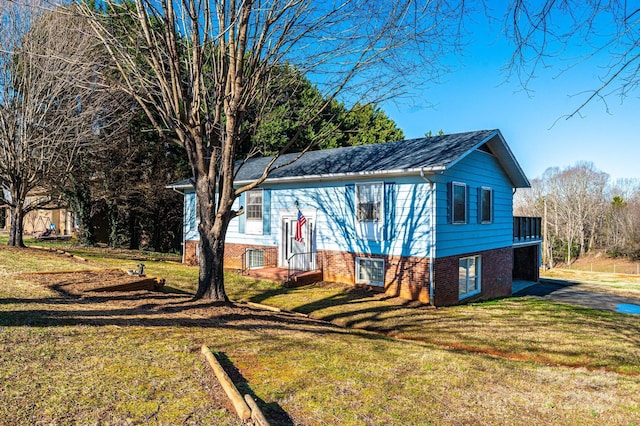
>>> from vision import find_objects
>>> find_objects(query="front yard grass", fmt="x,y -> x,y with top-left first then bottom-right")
542,268 -> 640,298
1,245 -> 639,425
231,280 -> 640,375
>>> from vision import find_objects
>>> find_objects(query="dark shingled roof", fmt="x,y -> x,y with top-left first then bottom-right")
167,129 -> 530,189
234,129 -> 497,181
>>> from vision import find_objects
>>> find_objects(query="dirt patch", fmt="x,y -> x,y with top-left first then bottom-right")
23,269 -> 164,293
20,269 -> 331,328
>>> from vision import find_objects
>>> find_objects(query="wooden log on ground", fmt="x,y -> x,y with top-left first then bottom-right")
201,345 -> 251,420
29,245 -> 53,251
245,394 -> 270,426
246,301 -> 281,312
91,277 -> 165,292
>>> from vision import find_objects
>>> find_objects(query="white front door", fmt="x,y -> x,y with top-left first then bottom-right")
281,216 -> 315,270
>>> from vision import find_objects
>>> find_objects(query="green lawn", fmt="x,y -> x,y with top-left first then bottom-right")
542,267 -> 640,298
1,244 -> 639,425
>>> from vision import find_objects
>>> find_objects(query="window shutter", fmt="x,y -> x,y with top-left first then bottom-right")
477,187 -> 482,224
384,183 -> 396,240
238,192 -> 246,234
345,184 -> 355,232
187,192 -> 197,235
262,189 -> 271,235
345,184 -> 355,213
446,181 -> 453,224
466,185 -> 471,224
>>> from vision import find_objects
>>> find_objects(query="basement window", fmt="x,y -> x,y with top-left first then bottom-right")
459,255 -> 481,299
356,257 -> 385,287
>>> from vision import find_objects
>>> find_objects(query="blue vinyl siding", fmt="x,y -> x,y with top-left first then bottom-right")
223,177 -> 435,258
434,150 -> 514,258
182,149 -> 515,261
184,191 -> 198,241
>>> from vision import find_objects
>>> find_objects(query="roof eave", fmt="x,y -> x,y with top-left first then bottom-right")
486,131 -> 531,188
447,129 -> 530,189
165,183 -> 192,191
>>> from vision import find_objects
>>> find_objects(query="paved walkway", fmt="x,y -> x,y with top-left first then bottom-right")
514,280 -> 640,314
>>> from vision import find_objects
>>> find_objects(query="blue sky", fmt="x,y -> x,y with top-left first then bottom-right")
383,11 -> 639,183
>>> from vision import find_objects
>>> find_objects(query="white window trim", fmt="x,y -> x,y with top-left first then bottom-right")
480,186 -> 493,224
459,255 -> 481,300
355,257 -> 385,287
246,189 -> 263,221
355,182 -> 384,223
452,182 -> 467,224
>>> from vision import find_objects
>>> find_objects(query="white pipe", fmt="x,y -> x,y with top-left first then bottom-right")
420,168 -> 436,306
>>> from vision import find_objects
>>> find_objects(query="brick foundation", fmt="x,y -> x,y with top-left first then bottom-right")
320,250 -> 431,304
184,240 -> 277,270
184,240 -> 199,266
184,240 -> 513,306
432,247 -> 512,306
224,243 -> 277,270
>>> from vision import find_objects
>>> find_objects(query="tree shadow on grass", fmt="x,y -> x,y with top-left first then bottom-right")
215,352 -> 295,426
3,276 -> 640,376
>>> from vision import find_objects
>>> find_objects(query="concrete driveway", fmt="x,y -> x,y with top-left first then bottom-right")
514,279 -> 640,315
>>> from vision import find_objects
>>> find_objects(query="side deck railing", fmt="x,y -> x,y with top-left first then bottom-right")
240,247 -> 278,275
513,216 -> 542,242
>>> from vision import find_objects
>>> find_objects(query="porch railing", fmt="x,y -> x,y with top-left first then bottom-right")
513,216 -> 542,242
287,251 -> 321,281
241,247 -> 278,275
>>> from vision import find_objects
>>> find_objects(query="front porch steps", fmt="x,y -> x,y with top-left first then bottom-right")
243,267 -> 323,287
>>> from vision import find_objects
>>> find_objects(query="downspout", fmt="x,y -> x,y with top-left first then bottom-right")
172,187 -> 187,264
420,168 -> 436,306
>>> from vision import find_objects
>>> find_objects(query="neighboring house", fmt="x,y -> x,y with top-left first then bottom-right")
1,189 -> 75,237
168,129 -> 542,306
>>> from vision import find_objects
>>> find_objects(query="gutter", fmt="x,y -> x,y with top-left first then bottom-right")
168,166 -> 449,191
234,165 -> 447,186
420,168 -> 436,306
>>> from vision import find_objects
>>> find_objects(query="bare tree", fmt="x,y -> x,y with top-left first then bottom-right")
518,163 -> 609,266
604,179 -> 640,257
505,1 -> 640,116
79,0 -> 467,300
0,2 -> 129,247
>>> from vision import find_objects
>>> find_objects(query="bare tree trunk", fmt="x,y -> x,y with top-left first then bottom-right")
8,206 -> 24,247
196,233 -> 228,300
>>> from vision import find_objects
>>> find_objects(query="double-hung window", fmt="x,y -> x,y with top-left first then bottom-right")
246,190 -> 263,221
459,256 -> 481,299
480,187 -> 492,224
356,183 -> 383,222
452,182 -> 466,224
